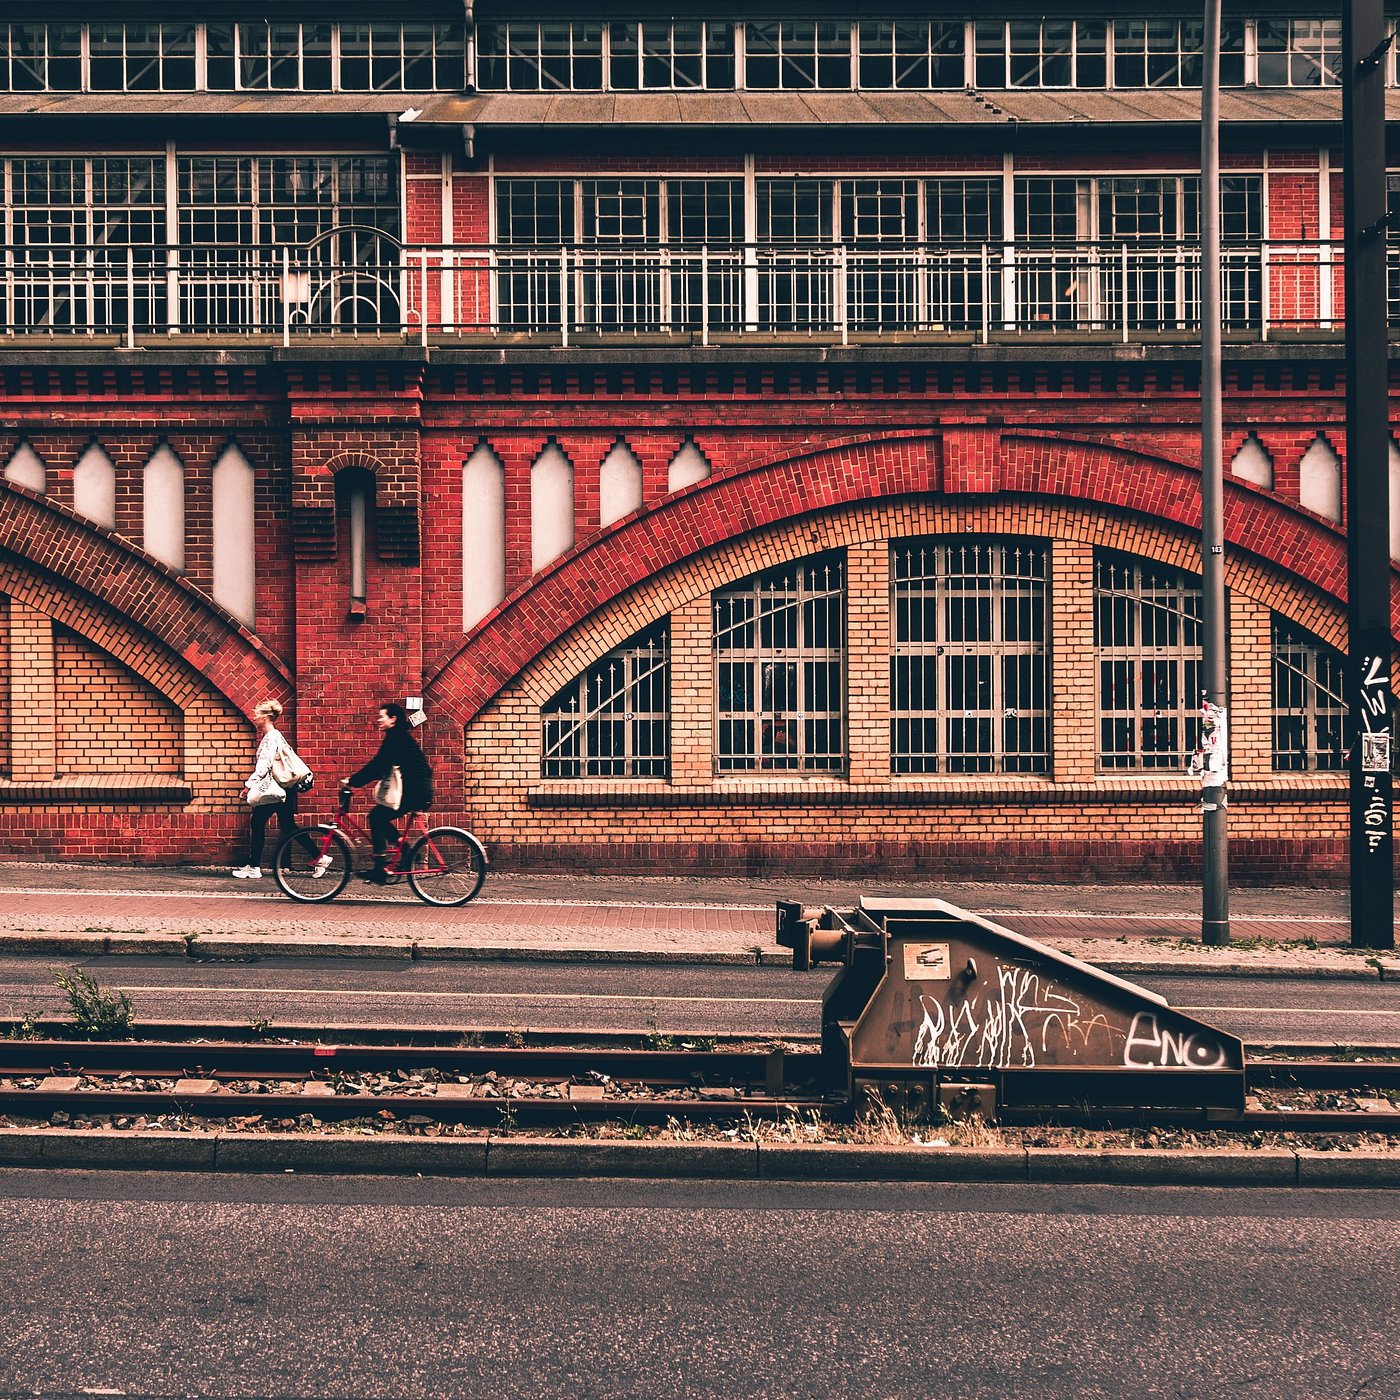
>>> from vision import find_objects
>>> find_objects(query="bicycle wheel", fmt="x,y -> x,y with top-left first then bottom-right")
273,826 -> 352,903
407,827 -> 487,907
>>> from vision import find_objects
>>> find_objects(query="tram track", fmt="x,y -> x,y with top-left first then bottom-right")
0,1036 -> 1397,1134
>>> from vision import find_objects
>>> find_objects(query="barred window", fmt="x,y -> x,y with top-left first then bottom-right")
715,554 -> 844,773
541,622 -> 669,779
975,20 -> 1107,89
857,21 -> 965,89
891,541 -> 1049,775
1095,552 -> 1204,770
1112,20 -> 1246,87
746,22 -> 851,90
1255,19 -> 1342,86
1272,618 -> 1348,771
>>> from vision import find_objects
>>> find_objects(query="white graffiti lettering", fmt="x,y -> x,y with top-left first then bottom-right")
1123,1011 -> 1226,1069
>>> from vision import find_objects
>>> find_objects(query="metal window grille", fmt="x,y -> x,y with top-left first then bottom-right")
1255,19 -> 1343,87
891,540 -> 1050,775
3,157 -> 165,333
541,622 -> 670,779
714,554 -> 845,774
177,155 -> 399,331
1014,175 -> 1262,331
975,20 -> 1107,89
1094,551 -> 1204,771
856,21 -> 965,89
1272,618 -> 1349,771
745,22 -> 851,90
1112,20 -> 1246,87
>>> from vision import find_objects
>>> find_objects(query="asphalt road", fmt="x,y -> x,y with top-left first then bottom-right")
2,956 -> 1399,1046
0,1171 -> 1396,1399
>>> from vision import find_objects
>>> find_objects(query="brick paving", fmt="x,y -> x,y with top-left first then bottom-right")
0,862 -> 1367,969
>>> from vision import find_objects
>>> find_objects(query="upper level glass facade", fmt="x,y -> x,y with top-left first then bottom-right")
0,16 -> 1371,93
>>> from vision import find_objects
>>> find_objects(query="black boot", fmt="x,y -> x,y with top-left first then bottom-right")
359,856 -> 389,885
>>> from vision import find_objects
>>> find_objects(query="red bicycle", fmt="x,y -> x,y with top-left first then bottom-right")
272,787 -> 487,906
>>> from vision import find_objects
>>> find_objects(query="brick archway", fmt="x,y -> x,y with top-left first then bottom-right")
428,430 -> 1386,727
0,479 -> 292,717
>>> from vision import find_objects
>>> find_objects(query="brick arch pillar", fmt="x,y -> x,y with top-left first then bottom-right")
288,393 -> 427,794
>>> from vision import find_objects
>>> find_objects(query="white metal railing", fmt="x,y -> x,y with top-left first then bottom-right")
0,238 -> 1379,344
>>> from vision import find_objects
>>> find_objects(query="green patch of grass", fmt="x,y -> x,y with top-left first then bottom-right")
52,966 -> 134,1039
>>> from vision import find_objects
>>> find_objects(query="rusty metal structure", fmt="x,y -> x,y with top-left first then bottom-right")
776,897 -> 1245,1121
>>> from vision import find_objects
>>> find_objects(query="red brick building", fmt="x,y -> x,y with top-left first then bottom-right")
0,6 -> 1391,876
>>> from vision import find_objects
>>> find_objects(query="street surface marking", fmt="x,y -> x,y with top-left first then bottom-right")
1178,1005 -> 1400,1017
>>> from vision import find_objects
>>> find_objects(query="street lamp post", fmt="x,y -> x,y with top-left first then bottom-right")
1342,0 -> 1396,950
1200,0 -> 1230,945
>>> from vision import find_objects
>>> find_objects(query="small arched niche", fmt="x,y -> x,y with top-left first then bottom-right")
73,442 -> 117,529
599,441 -> 643,527
667,440 -> 712,493
211,443 -> 257,627
463,444 -> 506,630
531,442 -> 575,573
142,443 -> 186,572
2,440 -> 46,494
1229,433 -> 1273,491
1298,434 -> 1342,523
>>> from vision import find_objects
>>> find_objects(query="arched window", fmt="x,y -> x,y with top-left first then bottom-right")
211,443 -> 257,627
713,552 -> 844,773
890,539 -> 1049,774
2,440 -> 45,494
1094,550 -> 1203,771
1272,618 -> 1348,772
541,621 -> 669,779
142,443 -> 185,571
530,442 -> 574,571
73,442 -> 117,529
462,444 -> 506,630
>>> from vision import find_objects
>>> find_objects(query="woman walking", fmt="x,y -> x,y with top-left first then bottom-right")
235,699 -> 301,879
342,701 -> 434,884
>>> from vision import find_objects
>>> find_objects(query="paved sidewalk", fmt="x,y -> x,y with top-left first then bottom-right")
0,862 -> 1391,977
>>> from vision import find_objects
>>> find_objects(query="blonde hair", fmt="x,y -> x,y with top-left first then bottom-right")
254,699 -> 283,721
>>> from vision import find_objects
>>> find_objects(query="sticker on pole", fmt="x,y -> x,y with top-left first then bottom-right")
1362,731 -> 1392,774
1187,699 -> 1229,787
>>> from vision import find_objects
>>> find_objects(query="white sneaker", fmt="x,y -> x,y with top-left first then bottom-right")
232,866 -> 263,879
311,854 -> 334,879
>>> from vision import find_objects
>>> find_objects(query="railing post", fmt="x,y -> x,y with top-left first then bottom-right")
420,248 -> 430,348
281,247 -> 291,348
1260,239 -> 1271,341
836,245 -> 848,347
701,244 -> 710,348
981,243 -> 991,344
1121,242 -> 1130,343
559,246 -> 570,348
125,246 -> 136,350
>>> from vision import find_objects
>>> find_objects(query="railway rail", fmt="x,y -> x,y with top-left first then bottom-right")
0,1038 -> 1397,1134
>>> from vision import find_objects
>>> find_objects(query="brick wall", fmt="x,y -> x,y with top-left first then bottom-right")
456,498 -> 1358,881
54,626 -> 182,775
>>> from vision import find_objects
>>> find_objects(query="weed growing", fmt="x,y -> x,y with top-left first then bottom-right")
52,967 -> 134,1039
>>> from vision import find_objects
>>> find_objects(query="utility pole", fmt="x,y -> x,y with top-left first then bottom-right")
1343,0 -> 1396,950
1200,0 -> 1230,945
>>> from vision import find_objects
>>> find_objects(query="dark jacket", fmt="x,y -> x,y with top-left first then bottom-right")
348,724 -> 434,812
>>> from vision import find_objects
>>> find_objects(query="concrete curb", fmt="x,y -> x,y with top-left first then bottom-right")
0,931 -> 1389,979
0,1129 -> 1394,1186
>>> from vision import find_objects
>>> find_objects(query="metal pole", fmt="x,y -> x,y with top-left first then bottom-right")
1343,0 -> 1395,949
1200,0 -> 1230,944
